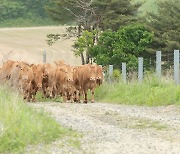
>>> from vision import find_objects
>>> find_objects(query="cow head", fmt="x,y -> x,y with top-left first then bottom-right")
89,65 -> 96,82
96,65 -> 104,86
34,72 -> 43,90
32,64 -> 48,90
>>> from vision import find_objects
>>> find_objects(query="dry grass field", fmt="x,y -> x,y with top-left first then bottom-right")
0,26 -> 81,66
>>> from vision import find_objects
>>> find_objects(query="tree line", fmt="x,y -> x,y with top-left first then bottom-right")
0,0 -> 57,26
46,0 -> 180,70
0,0 -> 179,70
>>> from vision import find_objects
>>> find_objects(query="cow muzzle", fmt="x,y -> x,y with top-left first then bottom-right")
37,84 -> 42,90
90,77 -> 96,81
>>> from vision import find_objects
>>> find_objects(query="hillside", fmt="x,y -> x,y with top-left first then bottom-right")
133,0 -> 158,16
0,26 -> 81,66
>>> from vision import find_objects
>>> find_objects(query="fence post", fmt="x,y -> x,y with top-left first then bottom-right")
122,63 -> 126,83
138,57 -> 143,83
108,65 -> 113,83
43,50 -> 46,64
156,51 -> 161,79
174,50 -> 179,85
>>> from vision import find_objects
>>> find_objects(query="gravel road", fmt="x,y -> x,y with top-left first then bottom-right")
29,102 -> 180,154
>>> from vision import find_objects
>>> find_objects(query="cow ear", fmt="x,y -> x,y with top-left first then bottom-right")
54,61 -> 58,66
16,64 -> 20,67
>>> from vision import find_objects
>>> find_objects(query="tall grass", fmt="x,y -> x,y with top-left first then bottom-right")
0,87 -> 78,153
95,73 -> 180,106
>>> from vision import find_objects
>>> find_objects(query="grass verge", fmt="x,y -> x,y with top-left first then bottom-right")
0,87 -> 79,153
35,92 -> 62,103
95,75 -> 180,106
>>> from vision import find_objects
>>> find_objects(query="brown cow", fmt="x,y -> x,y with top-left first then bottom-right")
95,64 -> 104,86
9,62 -> 36,102
73,64 -> 97,103
55,65 -> 74,103
0,60 -> 17,83
43,63 -> 57,98
19,64 -> 35,101
31,64 -> 47,90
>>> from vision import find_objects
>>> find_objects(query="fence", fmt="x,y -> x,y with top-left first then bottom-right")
108,50 -> 180,85
42,49 -> 180,84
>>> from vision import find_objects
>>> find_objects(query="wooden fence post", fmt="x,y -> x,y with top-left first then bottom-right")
122,63 -> 126,83
156,51 -> 161,79
138,57 -> 143,83
174,50 -> 179,85
43,50 -> 46,64
108,65 -> 113,83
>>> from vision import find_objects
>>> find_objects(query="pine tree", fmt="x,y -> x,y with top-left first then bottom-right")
146,0 -> 180,54
46,0 -> 140,30
91,0 -> 140,30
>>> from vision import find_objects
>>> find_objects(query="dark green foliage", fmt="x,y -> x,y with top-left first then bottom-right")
45,0 -> 78,24
146,0 -> 180,53
91,24 -> 153,70
91,0 -> 141,30
0,0 -> 26,21
0,0 -> 58,27
46,0 -> 140,30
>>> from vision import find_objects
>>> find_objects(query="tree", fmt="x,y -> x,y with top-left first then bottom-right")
46,0 -> 99,64
90,24 -> 153,70
73,30 -> 97,64
0,0 -> 26,21
46,0 -> 141,64
0,0 -> 52,24
91,0 -> 141,30
146,0 -> 180,54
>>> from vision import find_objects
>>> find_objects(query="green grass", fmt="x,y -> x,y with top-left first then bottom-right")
35,92 -> 62,103
95,74 -> 180,106
0,17 -> 60,28
0,87 -> 79,153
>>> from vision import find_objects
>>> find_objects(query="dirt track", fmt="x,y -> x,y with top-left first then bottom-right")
29,102 -> 180,154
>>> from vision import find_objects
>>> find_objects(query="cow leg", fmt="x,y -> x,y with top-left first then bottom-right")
62,93 -> 67,103
69,90 -> 74,103
83,90 -> 88,104
73,91 -> 77,103
91,89 -> 95,103
42,89 -> 46,98
70,94 -> 73,103
77,90 -> 82,103
32,94 -> 36,102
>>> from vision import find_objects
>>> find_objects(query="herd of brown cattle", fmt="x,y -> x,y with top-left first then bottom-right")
0,60 -> 103,103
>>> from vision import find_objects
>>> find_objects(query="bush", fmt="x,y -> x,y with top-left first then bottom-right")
91,24 -> 154,70
113,69 -> 121,81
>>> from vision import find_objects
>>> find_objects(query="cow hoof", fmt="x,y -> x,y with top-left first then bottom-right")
83,101 -> 87,104
91,100 -> 94,103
